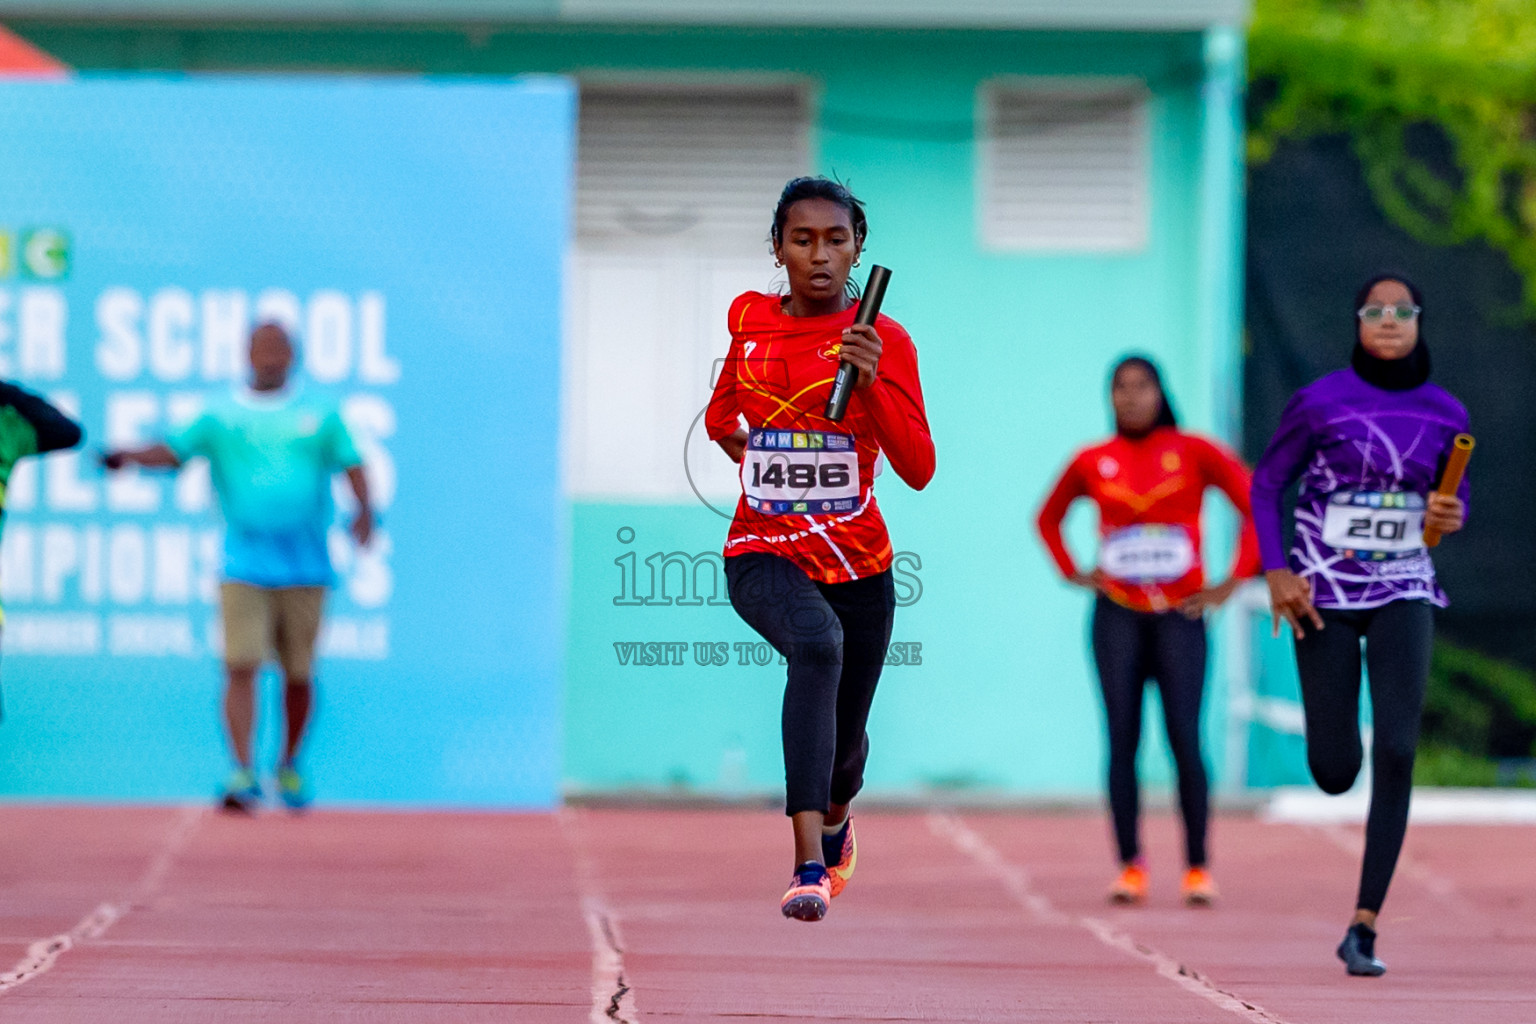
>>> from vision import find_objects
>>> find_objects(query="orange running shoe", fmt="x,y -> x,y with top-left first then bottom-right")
1107,862 -> 1149,905
825,818 -> 857,898
1181,867 -> 1218,906
781,862 -> 831,922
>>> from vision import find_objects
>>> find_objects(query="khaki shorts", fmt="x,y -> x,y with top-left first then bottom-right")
220,582 -> 326,678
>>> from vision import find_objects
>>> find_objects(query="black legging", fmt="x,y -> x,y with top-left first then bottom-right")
1294,598 -> 1433,914
725,552 -> 895,816
1091,595 -> 1210,868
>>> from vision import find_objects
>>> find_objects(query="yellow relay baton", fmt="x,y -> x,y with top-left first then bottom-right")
1423,433 -> 1474,548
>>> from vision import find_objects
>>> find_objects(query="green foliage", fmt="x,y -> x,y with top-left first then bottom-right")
1418,640 -> 1536,784
1413,743 -> 1502,787
1250,0 -> 1536,310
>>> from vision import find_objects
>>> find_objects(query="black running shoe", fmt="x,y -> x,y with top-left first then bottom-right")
1337,922 -> 1386,976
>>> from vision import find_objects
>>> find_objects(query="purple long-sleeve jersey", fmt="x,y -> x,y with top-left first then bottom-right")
1251,368 -> 1470,609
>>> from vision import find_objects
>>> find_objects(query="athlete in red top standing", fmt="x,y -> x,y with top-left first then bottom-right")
707,176 -> 934,921
1037,356 -> 1259,906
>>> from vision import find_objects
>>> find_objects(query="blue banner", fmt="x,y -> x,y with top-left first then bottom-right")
0,76 -> 573,806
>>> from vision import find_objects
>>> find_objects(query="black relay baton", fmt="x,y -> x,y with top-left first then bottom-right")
824,265 -> 891,423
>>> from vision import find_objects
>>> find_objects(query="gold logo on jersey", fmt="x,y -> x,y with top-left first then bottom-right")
1162,451 -> 1181,473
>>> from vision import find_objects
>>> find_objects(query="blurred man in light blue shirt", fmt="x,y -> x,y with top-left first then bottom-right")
106,323 -> 373,813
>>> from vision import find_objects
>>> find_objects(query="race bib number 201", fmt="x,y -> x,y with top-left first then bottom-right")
1320,491 -> 1426,557
742,429 -> 861,515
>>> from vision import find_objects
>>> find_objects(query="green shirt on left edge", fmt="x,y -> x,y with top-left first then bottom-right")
0,404 -> 40,504
0,405 -> 40,624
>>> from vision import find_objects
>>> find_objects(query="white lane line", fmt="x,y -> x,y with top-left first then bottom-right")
0,804 -> 204,995
941,810 -> 1067,927
583,899 -> 639,1024
932,813 -> 1293,1024
560,810 -> 642,1024
1313,823 -> 1463,910
1267,786 -> 1536,825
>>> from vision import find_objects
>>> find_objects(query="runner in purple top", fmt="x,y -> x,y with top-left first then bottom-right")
1251,273 -> 1468,977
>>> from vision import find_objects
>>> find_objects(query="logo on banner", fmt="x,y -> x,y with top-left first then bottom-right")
0,227 -> 71,280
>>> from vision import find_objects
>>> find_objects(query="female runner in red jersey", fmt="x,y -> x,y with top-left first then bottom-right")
707,177 -> 935,922
1036,356 -> 1260,906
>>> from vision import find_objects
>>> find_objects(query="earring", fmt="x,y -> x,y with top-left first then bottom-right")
853,257 -> 862,267
774,259 -> 784,268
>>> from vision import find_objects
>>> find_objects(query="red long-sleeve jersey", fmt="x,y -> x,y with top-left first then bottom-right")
1036,428 -> 1261,613
705,291 -> 934,584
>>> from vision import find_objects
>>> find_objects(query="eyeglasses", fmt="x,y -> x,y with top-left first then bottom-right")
1357,304 -> 1420,324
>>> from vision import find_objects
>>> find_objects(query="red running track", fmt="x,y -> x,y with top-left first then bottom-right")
0,805 -> 1531,1022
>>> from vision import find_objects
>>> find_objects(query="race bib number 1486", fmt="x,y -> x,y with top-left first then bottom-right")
742,429 -> 861,515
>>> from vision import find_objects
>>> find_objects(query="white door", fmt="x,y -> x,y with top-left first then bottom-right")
565,83 -> 810,504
